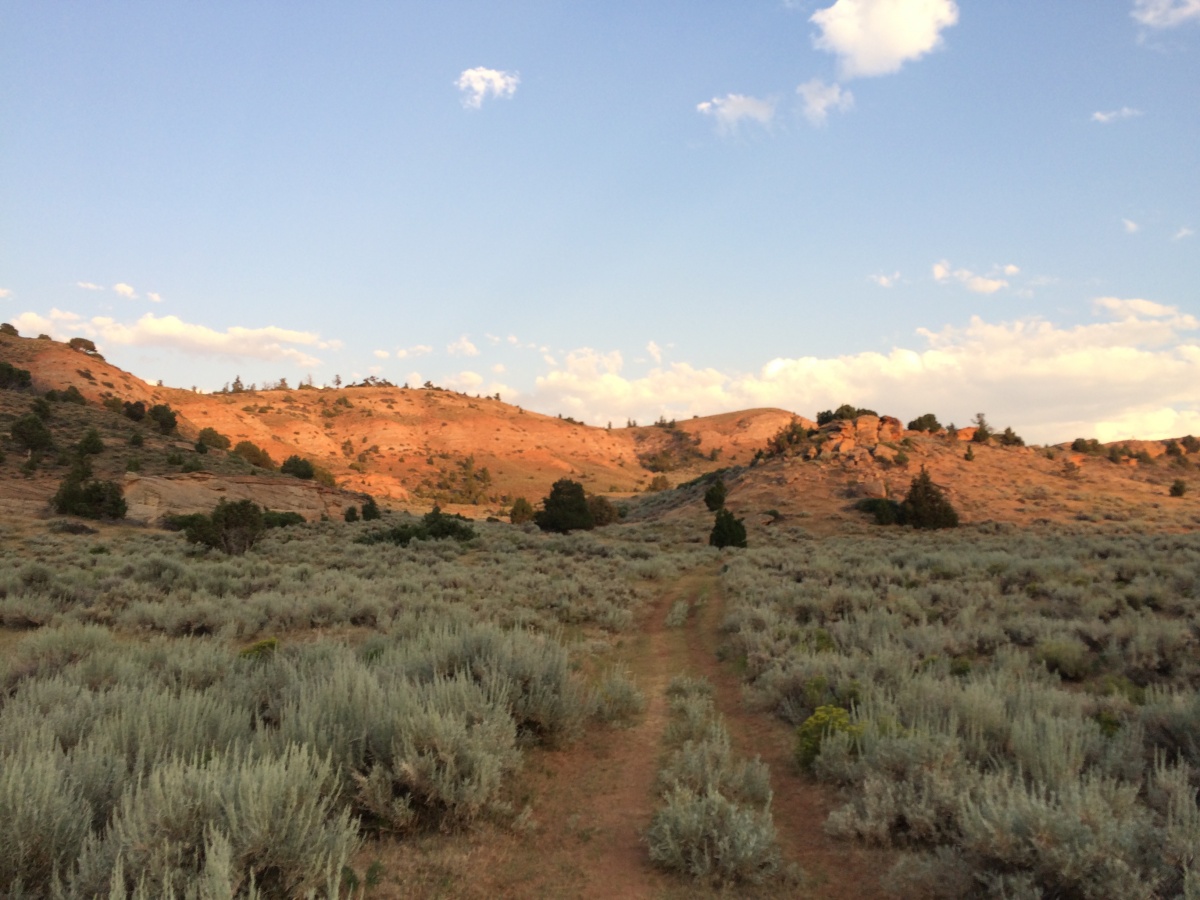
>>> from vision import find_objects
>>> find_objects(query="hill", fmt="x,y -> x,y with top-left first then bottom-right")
1,331 -> 1197,531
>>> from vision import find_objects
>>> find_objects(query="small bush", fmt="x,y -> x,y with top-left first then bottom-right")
147,403 -> 177,434
232,440 -> 275,469
907,413 -> 942,433
646,787 -> 780,885
0,360 -> 33,390
77,429 -> 104,456
45,385 -> 86,404
51,460 -> 126,520
1170,480 -> 1187,498
263,510 -> 305,528
344,505 -> 359,523
10,414 -> 53,451
0,322 -> 18,336
795,705 -> 861,772
122,400 -> 146,421
587,495 -> 619,527
509,496 -> 534,524
281,455 -> 316,479
361,496 -> 382,520
196,427 -> 231,450
646,474 -> 671,492
183,499 -> 266,555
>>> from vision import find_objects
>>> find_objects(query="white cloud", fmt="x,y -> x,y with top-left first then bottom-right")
869,271 -> 900,288
492,363 -> 506,374
147,292 -> 163,303
456,67 -> 519,109
507,334 -> 519,345
113,283 -> 137,299
395,344 -> 433,359
1092,106 -> 1143,124
15,309 -> 330,367
1002,264 -> 1020,276
1173,226 -> 1195,240
0,288 -> 11,299
646,341 -> 663,364
696,94 -> 776,134
1123,218 -> 1141,233
1132,0 -> 1200,28
447,335 -> 479,357
811,0 -> 959,79
531,301 -> 1200,443
76,282 -> 104,291
796,78 -> 854,126
933,260 -> 1008,294
373,349 -> 390,359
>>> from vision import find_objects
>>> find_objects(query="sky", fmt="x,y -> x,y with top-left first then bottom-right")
2,0 -> 1198,444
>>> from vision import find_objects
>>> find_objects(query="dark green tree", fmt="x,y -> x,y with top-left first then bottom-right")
148,404 -> 177,434
900,467 -> 959,529
0,322 -> 18,336
232,441 -> 275,469
709,508 -> 747,549
10,414 -> 53,452
509,496 -> 534,524
52,459 -> 126,520
361,496 -> 382,520
1170,480 -> 1187,498
196,427 -> 231,450
534,478 -> 594,533
0,361 -> 32,389
971,413 -> 992,443
183,499 -> 265,555
587,495 -> 619,527
703,477 -> 728,511
344,505 -> 359,522
123,401 -> 147,422
77,428 -> 105,456
280,455 -> 315,479
907,413 -> 942,432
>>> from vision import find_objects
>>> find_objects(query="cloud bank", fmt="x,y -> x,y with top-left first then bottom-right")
531,300 -> 1199,444
11,310 -> 332,367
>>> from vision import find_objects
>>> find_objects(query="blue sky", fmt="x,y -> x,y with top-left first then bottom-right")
2,0 -> 1198,442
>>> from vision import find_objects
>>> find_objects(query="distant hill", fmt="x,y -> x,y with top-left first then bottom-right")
1,331 -> 1196,531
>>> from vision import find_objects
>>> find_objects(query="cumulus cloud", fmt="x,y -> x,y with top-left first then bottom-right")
373,349 -> 390,359
76,282 -> 104,291
395,345 -> 433,359
147,292 -> 163,303
1092,106 -> 1143,123
1173,226 -> 1195,240
13,309 -> 329,367
112,283 -> 137,299
0,288 -> 11,299
932,260 -> 1009,294
1132,0 -> 1200,28
1002,264 -> 1020,276
531,300 -> 1200,443
447,335 -> 480,357
869,272 -> 901,287
696,94 -> 776,134
1123,218 -> 1141,233
456,67 -> 519,109
796,78 -> 854,125
646,341 -> 663,364
810,0 -> 959,78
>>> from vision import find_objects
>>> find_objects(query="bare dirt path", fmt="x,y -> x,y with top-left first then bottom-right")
363,567 -> 897,899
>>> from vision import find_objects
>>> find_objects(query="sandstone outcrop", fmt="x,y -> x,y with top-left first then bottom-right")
123,472 -> 362,524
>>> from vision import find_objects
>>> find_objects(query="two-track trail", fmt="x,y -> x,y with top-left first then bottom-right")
364,567 -> 896,899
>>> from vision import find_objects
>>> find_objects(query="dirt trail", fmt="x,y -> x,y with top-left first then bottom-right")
365,569 -> 897,898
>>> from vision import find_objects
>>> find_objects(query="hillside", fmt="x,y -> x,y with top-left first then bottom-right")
2,331 -> 1197,531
